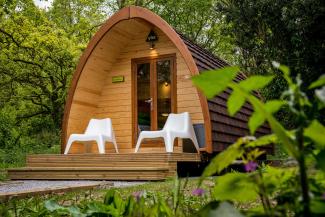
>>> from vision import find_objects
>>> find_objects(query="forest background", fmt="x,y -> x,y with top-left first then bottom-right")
0,0 -> 324,168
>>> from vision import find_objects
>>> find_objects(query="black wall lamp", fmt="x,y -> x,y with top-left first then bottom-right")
146,30 -> 158,49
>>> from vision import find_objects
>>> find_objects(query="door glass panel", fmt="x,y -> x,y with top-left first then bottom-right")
137,63 -> 151,135
157,60 -> 171,129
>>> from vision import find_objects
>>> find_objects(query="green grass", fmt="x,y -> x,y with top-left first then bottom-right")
0,177 -> 262,216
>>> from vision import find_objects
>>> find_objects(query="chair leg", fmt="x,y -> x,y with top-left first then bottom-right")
135,134 -> 143,153
113,140 -> 119,153
190,127 -> 200,153
191,137 -> 200,153
164,134 -> 174,153
96,137 -> 105,154
64,138 -> 74,154
112,132 -> 119,153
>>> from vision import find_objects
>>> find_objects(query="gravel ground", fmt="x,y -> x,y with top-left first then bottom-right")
0,180 -> 145,196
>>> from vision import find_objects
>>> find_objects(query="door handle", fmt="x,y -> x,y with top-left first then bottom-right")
145,98 -> 153,111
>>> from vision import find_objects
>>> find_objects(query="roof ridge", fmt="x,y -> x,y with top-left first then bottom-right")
175,30 -> 230,66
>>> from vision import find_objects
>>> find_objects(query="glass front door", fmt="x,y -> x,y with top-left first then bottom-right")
133,56 -> 175,146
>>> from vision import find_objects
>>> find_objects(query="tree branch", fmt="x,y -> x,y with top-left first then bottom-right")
12,58 -> 43,69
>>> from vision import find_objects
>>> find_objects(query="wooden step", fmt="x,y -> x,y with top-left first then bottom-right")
27,161 -> 171,168
26,153 -> 200,168
27,153 -> 201,162
8,167 -> 170,180
8,153 -> 200,181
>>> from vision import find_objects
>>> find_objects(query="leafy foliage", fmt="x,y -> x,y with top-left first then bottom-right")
216,0 -> 324,86
193,65 -> 325,216
0,0 -> 106,169
213,173 -> 258,202
114,0 -> 236,63
216,0 -> 325,130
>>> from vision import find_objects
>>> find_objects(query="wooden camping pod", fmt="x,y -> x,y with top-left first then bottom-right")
61,6 -> 271,154
7,6 -> 273,181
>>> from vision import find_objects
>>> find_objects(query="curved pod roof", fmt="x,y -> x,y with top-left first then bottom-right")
62,6 -> 212,153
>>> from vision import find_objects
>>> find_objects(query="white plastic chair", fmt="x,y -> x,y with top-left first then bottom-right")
64,118 -> 118,154
135,112 -> 200,153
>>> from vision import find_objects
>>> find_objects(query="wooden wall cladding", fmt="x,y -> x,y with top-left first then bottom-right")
66,19 -> 204,153
181,34 -> 272,153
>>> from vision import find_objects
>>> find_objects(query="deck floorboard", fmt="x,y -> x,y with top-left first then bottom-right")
8,153 -> 201,180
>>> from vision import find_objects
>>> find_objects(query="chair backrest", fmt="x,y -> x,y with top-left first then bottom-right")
84,118 -> 112,136
163,112 -> 189,132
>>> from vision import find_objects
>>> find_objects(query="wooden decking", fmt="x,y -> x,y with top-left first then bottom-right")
7,153 -> 201,181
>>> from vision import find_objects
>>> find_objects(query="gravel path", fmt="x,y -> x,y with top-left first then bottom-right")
0,180 -> 145,199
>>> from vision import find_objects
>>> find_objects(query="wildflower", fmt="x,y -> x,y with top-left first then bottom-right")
192,188 -> 205,196
244,161 -> 258,172
132,191 -> 143,202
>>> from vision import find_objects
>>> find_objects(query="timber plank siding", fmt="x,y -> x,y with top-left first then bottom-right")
179,32 -> 272,152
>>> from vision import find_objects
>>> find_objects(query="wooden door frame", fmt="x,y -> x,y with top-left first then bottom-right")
131,53 -> 177,147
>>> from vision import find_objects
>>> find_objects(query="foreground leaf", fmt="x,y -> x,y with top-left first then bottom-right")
227,90 -> 246,116
246,134 -> 277,148
248,110 -> 265,134
86,202 -> 113,215
192,66 -> 240,98
265,100 -> 286,114
272,62 -> 292,85
200,139 -> 245,183
309,75 -> 325,89
45,200 -> 84,217
262,167 -> 297,194
239,75 -> 274,92
311,199 -> 325,214
213,173 -> 258,202
248,96 -> 298,158
304,120 -> 325,147
315,86 -> 325,104
315,150 -> 325,172
45,200 -> 64,212
197,201 -> 244,217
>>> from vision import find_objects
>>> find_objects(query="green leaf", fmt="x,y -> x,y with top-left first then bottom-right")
192,66 -> 240,98
304,120 -> 325,147
311,199 -> 325,214
172,176 -> 180,209
246,134 -> 277,148
45,200 -> 64,212
272,62 -> 292,85
248,96 -> 298,158
309,75 -> 325,89
86,202 -> 112,215
315,150 -> 325,172
213,173 -> 258,202
315,86 -> 325,104
45,200 -> 82,216
272,61 -> 290,76
200,139 -> 245,182
124,196 -> 135,216
262,167 -> 296,193
248,110 -> 265,135
227,90 -> 246,116
239,75 -> 274,92
265,100 -> 286,114
268,115 -> 297,157
67,206 -> 84,217
197,201 -> 244,217
104,189 -> 115,205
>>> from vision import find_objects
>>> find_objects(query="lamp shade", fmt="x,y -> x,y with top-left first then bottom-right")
146,30 -> 158,42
